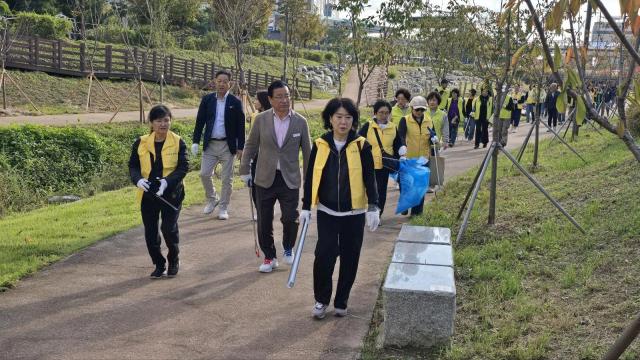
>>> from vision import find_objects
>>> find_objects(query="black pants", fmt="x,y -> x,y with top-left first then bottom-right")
140,193 -> 181,267
548,109 -> 558,127
314,210 -> 365,309
375,168 -> 389,216
255,171 -> 299,260
475,119 -> 489,147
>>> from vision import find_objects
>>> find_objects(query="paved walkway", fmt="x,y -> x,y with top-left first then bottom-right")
0,126 -> 541,360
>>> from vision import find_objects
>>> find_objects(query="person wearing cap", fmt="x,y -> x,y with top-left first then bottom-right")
390,88 -> 412,123
436,79 -> 450,110
358,100 -> 406,217
398,92 -> 449,216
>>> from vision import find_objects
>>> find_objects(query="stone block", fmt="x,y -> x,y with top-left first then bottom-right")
391,242 -> 453,267
397,225 -> 451,245
382,263 -> 455,348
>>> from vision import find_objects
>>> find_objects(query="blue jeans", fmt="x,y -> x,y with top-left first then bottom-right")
526,104 -> 535,122
464,117 -> 475,140
449,120 -> 459,145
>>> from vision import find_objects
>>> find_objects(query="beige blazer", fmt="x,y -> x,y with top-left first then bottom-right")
239,109 -> 311,189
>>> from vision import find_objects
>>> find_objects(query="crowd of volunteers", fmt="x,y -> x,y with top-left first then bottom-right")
130,73 -> 603,318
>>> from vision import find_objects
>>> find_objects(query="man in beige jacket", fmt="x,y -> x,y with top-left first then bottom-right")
240,80 -> 311,273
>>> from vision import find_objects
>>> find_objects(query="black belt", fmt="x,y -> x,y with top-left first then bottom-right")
211,138 -> 227,141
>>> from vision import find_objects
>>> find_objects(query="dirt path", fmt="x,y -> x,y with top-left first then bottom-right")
0,125 -> 541,359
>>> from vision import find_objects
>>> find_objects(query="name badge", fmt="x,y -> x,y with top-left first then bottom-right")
292,133 -> 301,138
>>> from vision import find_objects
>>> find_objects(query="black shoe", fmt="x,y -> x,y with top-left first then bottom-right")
167,261 -> 179,278
474,145 -> 479,149
150,265 -> 165,279
483,144 -> 487,148
401,210 -> 408,215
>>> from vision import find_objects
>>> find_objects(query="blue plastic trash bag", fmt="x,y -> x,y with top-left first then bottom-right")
395,157 -> 430,214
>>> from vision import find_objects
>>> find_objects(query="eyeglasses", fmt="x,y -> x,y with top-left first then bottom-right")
272,94 -> 291,101
414,108 -> 426,112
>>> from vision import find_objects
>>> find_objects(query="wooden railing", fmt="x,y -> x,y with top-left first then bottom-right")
3,36 -> 313,100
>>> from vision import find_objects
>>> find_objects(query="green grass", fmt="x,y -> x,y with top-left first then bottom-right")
2,70 -> 204,115
361,129 -> 640,359
0,171 -> 244,289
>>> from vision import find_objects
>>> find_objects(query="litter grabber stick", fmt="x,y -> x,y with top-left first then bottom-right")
152,192 -> 179,212
429,128 -> 442,198
287,217 -> 310,288
248,185 -> 260,258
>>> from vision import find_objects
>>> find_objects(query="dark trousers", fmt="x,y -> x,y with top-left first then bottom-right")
449,121 -> 459,145
314,210 -> 365,309
255,171 -> 299,260
475,119 -> 489,146
375,168 -> 389,216
511,110 -> 521,127
140,193 -> 181,267
548,109 -> 558,127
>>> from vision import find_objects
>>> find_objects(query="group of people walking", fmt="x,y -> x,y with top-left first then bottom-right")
131,73 -> 579,319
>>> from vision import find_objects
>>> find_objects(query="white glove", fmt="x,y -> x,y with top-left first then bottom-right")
240,174 -> 252,187
299,209 -> 311,224
137,178 -> 150,192
400,156 -> 407,160
191,143 -> 199,156
398,145 -> 407,156
156,179 -> 168,196
366,208 -> 380,232
431,135 -> 439,144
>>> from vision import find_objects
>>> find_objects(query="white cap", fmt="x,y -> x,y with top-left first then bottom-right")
409,96 -> 427,109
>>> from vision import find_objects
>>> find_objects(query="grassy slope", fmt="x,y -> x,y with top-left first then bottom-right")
362,130 -> 640,359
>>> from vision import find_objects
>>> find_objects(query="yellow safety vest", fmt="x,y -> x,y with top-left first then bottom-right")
445,97 -> 465,122
473,96 -> 493,120
366,120 -> 396,170
437,86 -> 450,110
311,137 -> 367,210
405,111 -> 444,158
136,130 -> 181,203
390,105 -> 410,123
499,94 -> 512,120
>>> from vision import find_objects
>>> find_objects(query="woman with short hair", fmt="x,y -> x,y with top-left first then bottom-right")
129,105 -> 189,278
301,97 -> 379,319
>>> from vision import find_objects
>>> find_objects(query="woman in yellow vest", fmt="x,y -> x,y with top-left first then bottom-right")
358,100 -> 406,217
495,88 -> 513,146
128,105 -> 189,279
390,88 -> 411,123
397,92 -> 449,215
300,97 -> 379,319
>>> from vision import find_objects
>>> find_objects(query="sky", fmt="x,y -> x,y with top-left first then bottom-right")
359,0 -> 621,19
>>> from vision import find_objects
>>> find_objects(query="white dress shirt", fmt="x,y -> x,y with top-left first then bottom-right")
212,92 -> 228,139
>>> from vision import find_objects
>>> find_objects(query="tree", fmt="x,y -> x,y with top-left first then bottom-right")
210,0 -> 271,89
521,0 -> 640,162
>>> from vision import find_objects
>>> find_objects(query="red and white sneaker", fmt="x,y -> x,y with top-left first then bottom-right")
258,258 -> 279,273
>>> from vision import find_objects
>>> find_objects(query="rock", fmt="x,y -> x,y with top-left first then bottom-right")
397,225 -> 451,245
391,242 -> 453,267
382,263 -> 456,348
48,195 -> 82,204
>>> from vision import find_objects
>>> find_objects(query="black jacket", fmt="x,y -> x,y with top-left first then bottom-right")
302,131 -> 378,212
192,92 -> 245,154
545,90 -> 561,112
129,138 -> 189,205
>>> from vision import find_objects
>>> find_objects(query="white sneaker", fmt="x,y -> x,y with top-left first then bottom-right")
217,209 -> 229,220
334,307 -> 348,317
283,249 -> 294,265
312,302 -> 328,319
203,199 -> 219,214
258,258 -> 279,273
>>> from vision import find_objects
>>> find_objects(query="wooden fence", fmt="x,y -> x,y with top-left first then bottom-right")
3,36 -> 313,100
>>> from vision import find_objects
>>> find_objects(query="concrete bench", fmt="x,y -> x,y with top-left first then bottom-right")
381,225 -> 455,348
397,225 -> 451,245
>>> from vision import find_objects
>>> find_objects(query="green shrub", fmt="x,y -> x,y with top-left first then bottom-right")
249,39 -> 283,56
14,12 -> 72,40
628,103 -> 640,137
302,50 -> 323,62
198,31 -> 228,52
324,52 -> 335,62
0,1 -> 10,16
